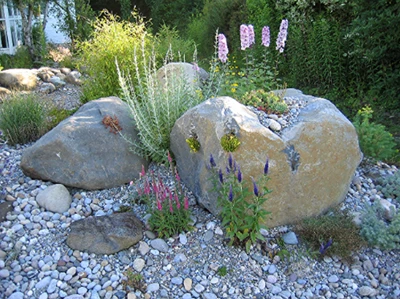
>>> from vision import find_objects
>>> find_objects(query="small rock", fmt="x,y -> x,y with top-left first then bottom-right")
133,258 -> 145,272
268,119 -> 282,131
147,283 -> 159,292
184,278 -> 192,291
379,199 -> 396,221
179,233 -> 187,245
328,275 -> 339,283
203,293 -> 217,299
282,231 -> 298,245
171,277 -> 183,285
267,275 -> 277,284
214,227 -> 223,235
150,239 -> 169,253
0,269 -> 10,278
258,279 -> 266,290
138,241 -> 150,255
359,286 -> 377,297
194,283 -> 205,293
36,184 -> 72,213
203,230 -> 214,242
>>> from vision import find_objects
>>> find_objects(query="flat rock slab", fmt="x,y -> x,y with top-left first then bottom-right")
66,212 -> 143,254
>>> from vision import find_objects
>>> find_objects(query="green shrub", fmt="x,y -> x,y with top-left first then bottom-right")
117,45 -> 203,163
295,211 -> 365,261
76,10 -> 152,103
0,94 -> 49,145
154,24 -> 197,65
376,171 -> 400,201
0,46 -> 33,70
353,106 -> 398,162
360,202 -> 400,250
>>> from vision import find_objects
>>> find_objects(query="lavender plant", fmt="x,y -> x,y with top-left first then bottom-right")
134,153 -> 191,238
208,153 -> 271,253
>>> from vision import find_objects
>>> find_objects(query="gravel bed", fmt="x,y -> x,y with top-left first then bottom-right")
0,92 -> 399,299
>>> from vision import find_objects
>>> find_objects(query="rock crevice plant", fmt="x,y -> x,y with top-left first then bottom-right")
208,153 -> 271,252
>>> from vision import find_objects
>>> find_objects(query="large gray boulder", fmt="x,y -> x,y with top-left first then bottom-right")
66,212 -> 143,254
156,62 -> 208,90
20,97 -> 149,190
170,89 -> 362,227
0,69 -> 37,90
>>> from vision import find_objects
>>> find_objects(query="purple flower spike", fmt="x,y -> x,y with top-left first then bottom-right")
218,33 -> 229,63
210,154 -> 216,168
264,157 -> 269,176
228,153 -> 233,169
252,178 -> 259,197
276,19 -> 289,53
228,185 -> 233,202
226,166 -> 230,174
262,26 -> 270,47
240,24 -> 249,50
219,169 -> 224,184
248,24 -> 255,46
237,167 -> 242,183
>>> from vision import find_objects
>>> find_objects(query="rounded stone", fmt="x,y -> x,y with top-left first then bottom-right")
133,258 -> 145,272
147,283 -> 159,293
184,278 -> 192,291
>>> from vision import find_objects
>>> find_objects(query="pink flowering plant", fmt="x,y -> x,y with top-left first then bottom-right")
221,21 -> 289,100
201,31 -> 230,99
208,153 -> 271,253
134,152 -> 191,238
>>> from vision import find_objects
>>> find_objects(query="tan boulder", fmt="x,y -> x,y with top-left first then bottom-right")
170,90 -> 362,227
0,69 -> 37,90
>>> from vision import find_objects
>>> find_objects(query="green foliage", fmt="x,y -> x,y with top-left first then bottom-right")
217,265 -> 228,276
47,107 -> 78,129
123,268 -> 146,292
0,94 -> 49,145
376,171 -> 400,201
136,155 -> 192,238
220,133 -> 241,152
186,0 -> 246,60
77,10 -> 151,103
154,25 -> 197,65
295,211 -> 365,261
360,202 -> 400,250
353,107 -> 398,162
240,89 -> 288,114
186,137 -> 201,153
32,22 -> 48,66
145,0 -> 204,33
208,154 -> 271,253
117,44 -> 203,163
0,47 -> 33,70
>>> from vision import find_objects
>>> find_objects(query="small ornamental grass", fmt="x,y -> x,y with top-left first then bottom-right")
0,93 -> 49,145
134,153 -> 191,238
295,211 -> 365,261
208,153 -> 271,253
